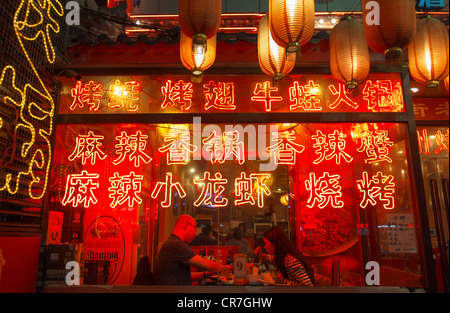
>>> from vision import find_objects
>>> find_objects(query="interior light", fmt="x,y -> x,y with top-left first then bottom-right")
411,87 -> 419,93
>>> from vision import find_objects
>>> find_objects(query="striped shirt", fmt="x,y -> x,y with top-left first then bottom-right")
261,253 -> 313,286
282,254 -> 313,286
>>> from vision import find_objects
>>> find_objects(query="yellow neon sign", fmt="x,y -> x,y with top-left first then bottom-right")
0,0 -> 63,199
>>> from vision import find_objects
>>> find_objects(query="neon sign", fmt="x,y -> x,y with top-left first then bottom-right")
328,84 -> 358,110
113,130 -> 152,167
357,130 -> 394,164
251,81 -> 283,112
305,172 -> 344,209
357,171 -> 395,210
108,171 -> 143,209
363,80 -> 403,112
234,172 -> 272,208
151,172 -> 187,208
62,171 -> 100,208
204,81 -> 236,111
70,80 -> 103,112
289,80 -> 321,111
311,130 -> 353,165
417,128 -> 449,156
160,80 -> 193,111
108,80 -> 141,112
68,131 -> 107,165
1,0 -> 64,200
266,130 -> 305,165
193,171 -> 228,207
65,76 -> 405,114
59,124 -> 402,211
158,130 -> 198,165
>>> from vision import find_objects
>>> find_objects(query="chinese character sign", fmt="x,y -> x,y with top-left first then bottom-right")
57,123 -> 408,214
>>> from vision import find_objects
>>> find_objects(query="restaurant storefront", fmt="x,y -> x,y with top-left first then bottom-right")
37,67 -> 445,290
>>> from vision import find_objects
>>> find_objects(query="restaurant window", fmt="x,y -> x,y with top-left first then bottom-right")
47,119 -> 425,287
416,125 -> 449,291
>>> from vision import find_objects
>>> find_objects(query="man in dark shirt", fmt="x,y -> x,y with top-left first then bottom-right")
190,224 -> 217,246
152,214 -> 221,285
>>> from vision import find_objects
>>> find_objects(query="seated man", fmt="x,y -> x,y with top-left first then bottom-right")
152,214 -> 223,285
190,223 -> 217,246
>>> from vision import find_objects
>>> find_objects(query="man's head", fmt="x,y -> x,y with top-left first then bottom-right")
173,214 -> 197,244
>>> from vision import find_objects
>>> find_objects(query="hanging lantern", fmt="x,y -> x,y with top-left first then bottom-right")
269,0 -> 315,55
178,0 -> 222,57
180,31 -> 216,76
258,14 -> 296,81
408,16 -> 449,88
280,193 -> 289,206
445,76 -> 449,92
330,16 -> 370,89
362,0 -> 416,62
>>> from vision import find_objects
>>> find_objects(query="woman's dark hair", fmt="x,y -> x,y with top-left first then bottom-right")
263,226 -> 314,282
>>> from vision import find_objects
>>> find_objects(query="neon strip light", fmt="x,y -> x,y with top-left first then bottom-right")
305,172 -> 344,209
151,173 -> 187,208
357,171 -> 395,210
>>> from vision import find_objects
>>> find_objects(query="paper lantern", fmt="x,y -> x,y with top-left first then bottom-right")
445,76 -> 449,92
269,0 -> 315,54
362,0 -> 416,62
180,31 -> 216,76
178,0 -> 222,56
408,16 -> 449,88
280,193 -> 289,206
258,15 -> 296,80
330,17 -> 370,89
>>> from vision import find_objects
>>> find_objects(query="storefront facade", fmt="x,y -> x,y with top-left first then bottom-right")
0,0 -> 448,293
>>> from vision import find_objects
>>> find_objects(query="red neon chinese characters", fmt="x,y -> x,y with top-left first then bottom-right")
108,80 -> 141,111
202,131 -> 224,163
251,81 -> 283,112
161,80 -> 193,111
221,131 -> 245,164
305,172 -> 344,209
158,130 -> 197,165
193,171 -> 228,207
151,172 -> 186,208
234,172 -> 271,208
70,81 -> 104,112
289,80 -> 321,111
363,80 -> 404,112
108,171 -> 143,209
328,84 -> 358,110
357,171 -> 395,210
417,129 -> 430,155
434,129 -> 449,154
68,131 -> 107,165
113,131 -> 152,167
311,130 -> 353,164
203,81 -> 236,111
357,130 -> 394,164
61,171 -> 100,208
266,130 -> 305,165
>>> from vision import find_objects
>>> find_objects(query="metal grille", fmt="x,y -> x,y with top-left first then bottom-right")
0,0 -> 68,235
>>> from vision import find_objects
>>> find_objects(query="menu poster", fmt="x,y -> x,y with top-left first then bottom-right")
386,214 -> 417,254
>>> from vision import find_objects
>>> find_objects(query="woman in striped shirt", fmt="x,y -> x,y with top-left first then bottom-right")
255,226 -> 313,286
